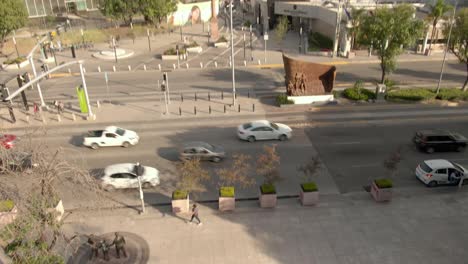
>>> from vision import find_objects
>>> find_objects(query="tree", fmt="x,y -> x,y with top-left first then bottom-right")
177,158 -> 210,200
217,154 -> 254,189
348,7 -> 366,50
100,0 -> 140,25
383,146 -> 403,179
274,16 -> 289,42
445,8 -> 468,91
427,0 -> 453,53
0,0 -> 28,52
256,145 -> 281,185
297,155 -> 322,183
140,0 -> 177,27
359,5 -> 424,83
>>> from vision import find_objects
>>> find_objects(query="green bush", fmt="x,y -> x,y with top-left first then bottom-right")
436,88 -> 468,101
244,20 -> 252,27
260,184 -> 276,194
4,57 -> 26,65
172,190 -> 188,200
386,88 -> 436,101
276,94 -> 294,105
0,200 -> 15,212
384,79 -> 396,88
185,41 -> 199,48
216,36 -> 228,43
343,87 -> 376,101
332,90 -> 343,98
163,47 -> 186,55
301,182 -> 318,192
308,32 -> 333,51
374,178 -> 393,189
219,186 -> 235,197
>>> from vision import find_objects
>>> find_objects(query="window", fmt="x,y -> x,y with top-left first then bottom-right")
122,173 -> 137,179
243,123 -> 252,130
105,133 -> 117,138
435,168 -> 447,174
438,136 -> 452,141
252,127 -> 265,132
420,162 -> 433,173
184,148 -> 196,154
200,149 -> 209,154
264,127 -> 273,132
115,128 -> 126,136
110,173 -> 123,179
269,122 -> 279,130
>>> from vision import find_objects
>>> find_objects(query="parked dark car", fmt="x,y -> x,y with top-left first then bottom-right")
179,142 -> 225,162
413,130 -> 467,153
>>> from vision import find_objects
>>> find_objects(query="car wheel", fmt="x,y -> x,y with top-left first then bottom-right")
279,134 -> 287,141
142,182 -> 152,189
247,136 -> 255,143
456,146 -> 465,152
104,185 -> 115,191
426,147 -> 435,154
91,143 -> 99,150
122,141 -> 130,148
212,157 -> 221,163
428,181 -> 438,188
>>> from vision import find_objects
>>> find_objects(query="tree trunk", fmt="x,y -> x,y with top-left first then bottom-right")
380,62 -> 386,84
463,62 -> 468,92
428,20 -> 437,53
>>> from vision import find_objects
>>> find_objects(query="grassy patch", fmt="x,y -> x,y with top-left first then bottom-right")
343,87 -> 376,101
172,190 -> 188,200
0,200 -> 15,212
374,178 -> 393,189
219,186 -> 235,197
386,88 -> 436,101
3,57 -> 26,65
301,182 -> 318,192
276,94 -> 294,105
436,88 -> 468,101
260,184 -> 276,194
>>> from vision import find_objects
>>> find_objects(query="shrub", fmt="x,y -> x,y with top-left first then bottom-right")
172,190 -> 188,200
244,20 -> 251,27
276,94 -> 294,105
0,200 -> 15,212
4,57 -> 26,65
384,79 -> 396,88
216,36 -> 228,43
386,88 -> 435,101
436,88 -> 468,101
374,178 -> 393,189
308,32 -> 333,51
301,182 -> 318,192
219,186 -> 235,197
332,90 -> 343,98
260,184 -> 276,194
163,47 -> 186,55
185,41 -> 199,48
343,87 -> 376,101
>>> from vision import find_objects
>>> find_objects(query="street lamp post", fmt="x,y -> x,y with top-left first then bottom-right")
112,36 -> 118,63
12,37 -> 20,58
299,26 -> 303,53
230,0 -> 236,106
134,163 -> 146,214
243,33 -> 246,59
147,28 -> 151,51
176,44 -> 180,69
437,0 -> 458,94
250,25 -> 253,61
264,34 -> 268,63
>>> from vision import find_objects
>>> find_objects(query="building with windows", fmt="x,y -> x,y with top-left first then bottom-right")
23,0 -> 100,17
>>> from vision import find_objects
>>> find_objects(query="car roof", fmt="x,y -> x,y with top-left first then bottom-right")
105,126 -> 119,132
183,141 -> 213,149
249,120 -> 271,127
104,163 -> 158,176
424,159 -> 454,169
417,130 -> 452,136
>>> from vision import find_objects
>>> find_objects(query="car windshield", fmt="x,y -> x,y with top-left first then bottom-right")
202,143 -> 215,151
115,128 -> 126,136
243,123 -> 252,129
420,162 -> 433,173
451,161 -> 466,173
270,122 -> 279,130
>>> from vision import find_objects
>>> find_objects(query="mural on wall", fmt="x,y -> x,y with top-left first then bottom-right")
283,53 -> 336,96
167,0 -> 219,26
190,6 -> 201,24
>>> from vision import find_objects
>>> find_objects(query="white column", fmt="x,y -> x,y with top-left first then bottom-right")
79,63 -> 94,117
28,56 -> 46,107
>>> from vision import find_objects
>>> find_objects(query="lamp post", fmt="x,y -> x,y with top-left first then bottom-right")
12,37 -> 20,58
147,28 -> 151,51
230,0 -> 236,106
112,36 -> 118,63
176,44 -> 180,69
79,62 -> 93,118
80,28 -> 85,44
250,25 -> 253,61
134,163 -> 146,214
299,26 -> 303,53
264,34 -> 268,63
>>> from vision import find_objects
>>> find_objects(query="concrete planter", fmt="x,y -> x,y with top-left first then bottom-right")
259,188 -> 277,208
172,194 -> 190,213
214,42 -> 229,48
46,200 -> 65,222
161,55 -> 180,60
219,196 -> 235,211
2,59 -> 30,70
0,205 -> 18,226
370,181 -> 392,202
186,46 -> 203,54
300,190 -> 319,206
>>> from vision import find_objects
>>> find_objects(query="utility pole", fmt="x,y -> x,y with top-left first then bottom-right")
250,25 -> 253,61
79,62 -> 93,118
134,163 -> 146,214
147,28 -> 151,51
230,0 -> 236,106
264,34 -> 268,63
333,0 -> 343,58
437,0 -> 458,94
112,36 -> 118,63
176,44 -> 180,69
163,72 -> 171,104
243,33 -> 246,59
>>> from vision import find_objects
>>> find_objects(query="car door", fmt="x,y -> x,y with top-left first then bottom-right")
438,136 -> 452,151
251,127 -> 265,140
448,136 -> 460,151
434,168 -> 448,184
109,173 -> 125,188
123,173 -> 139,188
263,126 -> 276,140
103,133 -> 119,146
198,148 -> 211,160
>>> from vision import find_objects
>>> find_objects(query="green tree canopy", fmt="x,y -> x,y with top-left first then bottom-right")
427,0 -> 453,53
359,4 -> 424,83
274,16 -> 289,42
0,0 -> 28,51
140,0 -> 178,26
100,0 -> 140,25
349,7 -> 366,49
446,8 -> 468,91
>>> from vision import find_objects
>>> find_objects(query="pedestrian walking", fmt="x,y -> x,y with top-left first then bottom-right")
87,234 -> 99,260
111,232 -> 128,258
99,239 -> 111,261
33,102 -> 39,117
58,101 -> 64,115
189,203 -> 202,225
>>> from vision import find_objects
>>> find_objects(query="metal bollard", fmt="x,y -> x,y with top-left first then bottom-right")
186,63 -> 189,69
221,91 -> 224,100
258,59 -> 261,65
158,64 -> 161,71
238,104 -> 240,112
209,105 -> 211,114
128,65 -> 131,71
113,65 -> 116,72
200,62 -> 203,68
235,93 -> 237,99
25,115 -> 30,124
181,94 -> 184,102
72,113 -> 76,121
179,107 -> 182,116
195,93 -> 197,101
68,68 -> 72,75
214,61 -> 218,68
98,66 -> 101,72
244,60 -> 247,66
57,114 -> 61,122
96,100 -> 101,108
229,61 -> 232,67
224,105 -> 226,113
143,64 -> 147,71
252,103 -> 255,112
208,92 -> 211,101
173,64 -> 176,69
194,106 -> 197,115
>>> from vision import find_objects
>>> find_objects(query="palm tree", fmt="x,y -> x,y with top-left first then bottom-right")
349,7 -> 366,50
427,0 -> 453,53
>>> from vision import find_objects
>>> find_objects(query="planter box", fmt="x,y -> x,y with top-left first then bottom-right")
259,193 -> 277,208
186,46 -> 203,54
161,55 -> 180,60
0,205 -> 18,226
46,200 -> 65,222
370,181 -> 392,202
1,60 -> 30,70
219,196 -> 235,211
300,190 -> 319,206
214,42 -> 229,48
172,194 -> 189,213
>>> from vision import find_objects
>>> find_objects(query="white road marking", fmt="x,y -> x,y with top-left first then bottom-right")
351,163 -> 380,168
332,141 -> 361,145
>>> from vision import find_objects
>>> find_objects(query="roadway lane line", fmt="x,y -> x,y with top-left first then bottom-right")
351,163 -> 380,168
332,141 -> 361,145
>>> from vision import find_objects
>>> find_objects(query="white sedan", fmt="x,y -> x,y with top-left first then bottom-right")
83,126 -> 139,149
237,120 -> 292,142
101,163 -> 160,190
415,159 -> 467,187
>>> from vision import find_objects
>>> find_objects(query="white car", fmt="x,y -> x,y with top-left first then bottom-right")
415,159 -> 467,187
101,163 -> 160,190
237,120 -> 292,142
83,126 -> 139,149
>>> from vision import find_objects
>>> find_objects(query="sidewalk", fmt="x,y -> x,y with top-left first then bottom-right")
62,188 -> 468,263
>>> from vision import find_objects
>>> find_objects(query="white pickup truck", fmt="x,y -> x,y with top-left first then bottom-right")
83,126 -> 139,149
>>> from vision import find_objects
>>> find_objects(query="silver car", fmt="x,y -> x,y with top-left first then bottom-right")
237,120 -> 292,142
179,142 -> 225,162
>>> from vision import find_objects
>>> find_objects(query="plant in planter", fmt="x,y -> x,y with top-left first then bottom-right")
3,57 -> 27,65
163,47 -> 186,55
216,36 -> 228,43
216,154 -> 254,211
297,156 -> 321,206
173,158 -> 209,213
185,41 -> 200,48
256,145 -> 281,208
371,146 -> 402,202
0,200 -> 17,226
